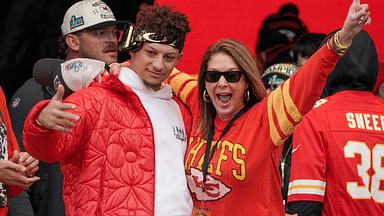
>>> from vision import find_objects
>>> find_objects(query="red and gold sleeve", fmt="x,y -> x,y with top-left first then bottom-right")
266,44 -> 340,146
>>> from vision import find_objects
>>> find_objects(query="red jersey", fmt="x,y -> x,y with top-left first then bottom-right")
287,91 -> 384,215
167,45 -> 340,216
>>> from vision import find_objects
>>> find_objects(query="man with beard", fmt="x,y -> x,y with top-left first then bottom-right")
7,1 -> 126,215
22,3 -> 192,215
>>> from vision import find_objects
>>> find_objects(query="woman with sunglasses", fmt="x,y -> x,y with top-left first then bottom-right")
166,0 -> 371,215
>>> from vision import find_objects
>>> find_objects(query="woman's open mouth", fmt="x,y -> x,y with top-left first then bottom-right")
217,93 -> 232,106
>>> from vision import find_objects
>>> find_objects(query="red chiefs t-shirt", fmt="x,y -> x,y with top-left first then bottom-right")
167,45 -> 340,215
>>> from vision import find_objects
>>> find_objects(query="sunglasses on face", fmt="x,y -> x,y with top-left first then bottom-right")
203,71 -> 244,83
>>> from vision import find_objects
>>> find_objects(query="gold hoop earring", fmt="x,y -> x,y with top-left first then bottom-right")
244,89 -> 250,103
203,89 -> 211,102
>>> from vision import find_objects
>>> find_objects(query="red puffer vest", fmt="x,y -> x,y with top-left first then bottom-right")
23,74 -> 191,216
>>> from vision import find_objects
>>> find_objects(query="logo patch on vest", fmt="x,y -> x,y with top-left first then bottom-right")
11,97 -> 21,108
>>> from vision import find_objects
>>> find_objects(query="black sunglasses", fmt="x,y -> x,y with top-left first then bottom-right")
203,71 -> 244,83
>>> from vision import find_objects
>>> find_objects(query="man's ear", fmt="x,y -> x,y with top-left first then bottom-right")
176,52 -> 184,63
129,51 -> 135,58
65,34 -> 80,52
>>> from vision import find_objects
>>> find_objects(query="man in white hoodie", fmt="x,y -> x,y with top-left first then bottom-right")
22,3 -> 193,216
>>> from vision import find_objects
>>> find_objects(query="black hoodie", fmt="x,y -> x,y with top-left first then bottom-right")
287,30 -> 382,216
320,30 -> 379,98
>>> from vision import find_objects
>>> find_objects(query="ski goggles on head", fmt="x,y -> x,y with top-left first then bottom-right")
203,71 -> 244,83
119,23 -> 184,52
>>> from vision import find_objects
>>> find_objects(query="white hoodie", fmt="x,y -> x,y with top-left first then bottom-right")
119,67 -> 193,215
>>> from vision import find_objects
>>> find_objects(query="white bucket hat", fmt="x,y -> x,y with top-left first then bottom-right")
61,0 -> 126,35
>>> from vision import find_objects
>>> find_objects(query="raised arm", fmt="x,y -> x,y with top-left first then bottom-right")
338,0 -> 370,47
266,0 -> 371,146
